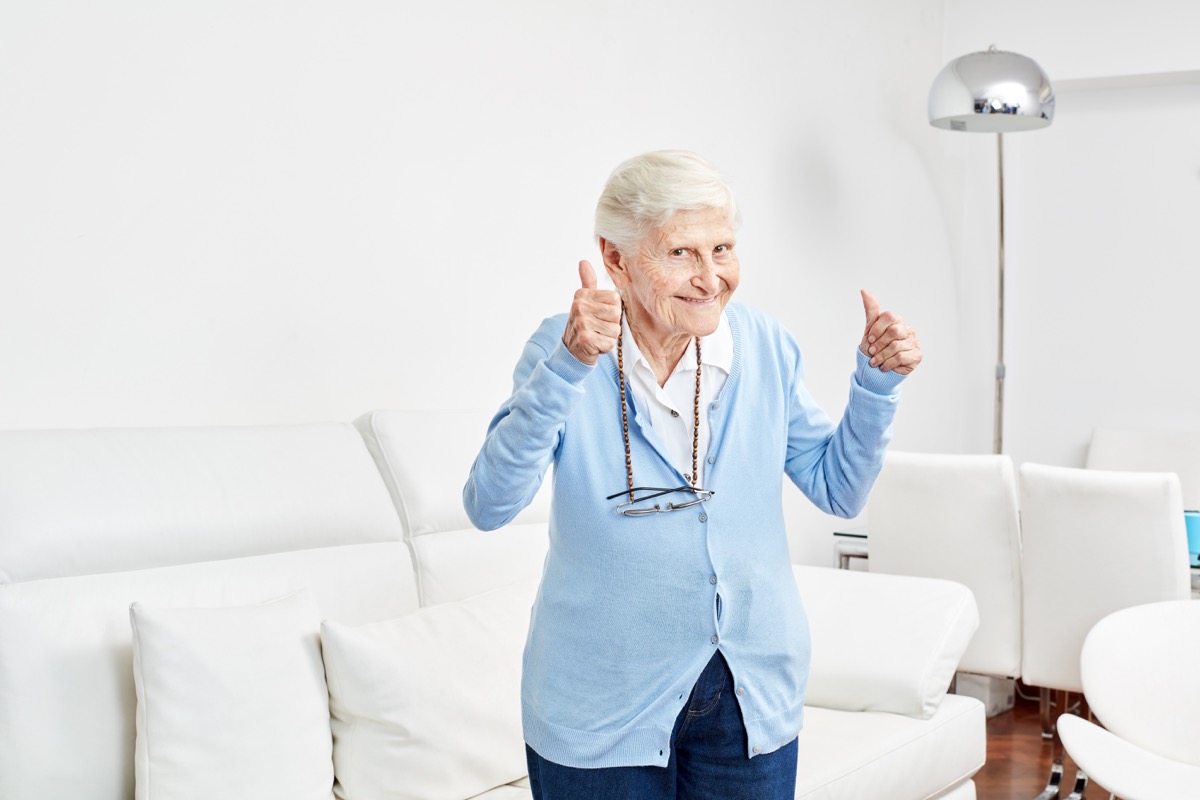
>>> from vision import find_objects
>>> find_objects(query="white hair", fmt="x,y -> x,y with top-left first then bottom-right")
594,150 -> 741,251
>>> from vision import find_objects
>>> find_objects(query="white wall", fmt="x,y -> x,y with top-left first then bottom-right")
1,0 -> 962,565
941,0 -> 1200,468
1004,79 -> 1200,467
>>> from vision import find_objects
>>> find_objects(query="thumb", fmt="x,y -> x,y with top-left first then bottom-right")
861,289 -> 880,326
579,260 -> 598,290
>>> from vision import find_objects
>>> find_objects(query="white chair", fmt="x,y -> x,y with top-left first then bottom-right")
866,451 -> 1022,682
1086,426 -> 1200,511
1019,463 -> 1192,799
1058,600 -> 1200,800
1086,426 -> 1200,583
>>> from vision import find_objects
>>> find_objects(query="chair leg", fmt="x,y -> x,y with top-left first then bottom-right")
1034,689 -> 1090,799
1033,686 -> 1062,797
1064,768 -> 1088,799
1040,687 -> 1056,739
1034,759 -> 1063,800
1064,693 -> 1090,799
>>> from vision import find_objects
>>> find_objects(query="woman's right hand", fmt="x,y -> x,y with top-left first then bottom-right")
563,260 -> 622,365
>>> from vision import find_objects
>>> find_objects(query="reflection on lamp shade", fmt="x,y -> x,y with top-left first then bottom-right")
929,48 -> 1055,133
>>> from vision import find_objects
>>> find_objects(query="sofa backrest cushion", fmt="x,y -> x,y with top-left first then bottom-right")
796,565 -> 979,719
355,409 -> 550,605
0,423 -> 407,582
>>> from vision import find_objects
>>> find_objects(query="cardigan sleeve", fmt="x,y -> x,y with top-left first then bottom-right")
784,347 -> 904,518
463,316 -> 593,531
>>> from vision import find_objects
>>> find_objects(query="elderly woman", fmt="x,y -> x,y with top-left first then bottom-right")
464,150 -> 921,799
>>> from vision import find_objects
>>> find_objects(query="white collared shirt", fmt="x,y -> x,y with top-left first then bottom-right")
615,312 -> 733,487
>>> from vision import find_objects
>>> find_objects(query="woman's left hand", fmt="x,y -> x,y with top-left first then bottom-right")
859,290 -> 922,375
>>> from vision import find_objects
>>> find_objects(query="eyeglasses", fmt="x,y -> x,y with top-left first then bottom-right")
606,486 -> 715,516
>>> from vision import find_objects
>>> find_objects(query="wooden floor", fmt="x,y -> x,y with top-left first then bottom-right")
973,686 -> 1112,800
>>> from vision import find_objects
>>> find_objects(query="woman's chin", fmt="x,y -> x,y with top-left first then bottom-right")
681,304 -> 725,337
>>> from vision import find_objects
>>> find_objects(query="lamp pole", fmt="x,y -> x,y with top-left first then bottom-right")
994,132 -> 1005,455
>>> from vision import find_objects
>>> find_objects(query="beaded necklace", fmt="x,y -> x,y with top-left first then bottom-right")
615,304 -> 702,504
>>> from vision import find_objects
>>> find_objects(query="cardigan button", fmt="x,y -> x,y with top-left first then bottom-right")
699,513 -> 708,522
711,635 -> 719,645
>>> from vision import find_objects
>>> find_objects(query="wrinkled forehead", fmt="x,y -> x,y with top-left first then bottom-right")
642,208 -> 737,250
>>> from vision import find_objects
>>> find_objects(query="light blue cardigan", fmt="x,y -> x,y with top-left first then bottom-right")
464,302 -> 904,769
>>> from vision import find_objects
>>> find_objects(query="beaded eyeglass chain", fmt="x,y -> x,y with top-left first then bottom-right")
615,303 -> 703,503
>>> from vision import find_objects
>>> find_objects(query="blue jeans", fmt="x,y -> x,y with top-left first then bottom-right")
525,652 -> 798,800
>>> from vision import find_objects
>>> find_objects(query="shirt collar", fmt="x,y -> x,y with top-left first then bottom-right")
616,310 -> 733,378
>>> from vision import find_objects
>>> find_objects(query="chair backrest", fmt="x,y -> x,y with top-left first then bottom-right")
1086,427 -> 1200,511
1019,463 -> 1192,692
866,451 -> 1022,677
1080,599 -> 1200,768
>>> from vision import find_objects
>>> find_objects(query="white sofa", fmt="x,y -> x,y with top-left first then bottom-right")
0,410 -> 985,800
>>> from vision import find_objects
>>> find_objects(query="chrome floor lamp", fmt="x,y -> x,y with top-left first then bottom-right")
928,46 -> 1055,456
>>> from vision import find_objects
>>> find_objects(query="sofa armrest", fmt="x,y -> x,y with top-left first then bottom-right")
795,565 -> 979,720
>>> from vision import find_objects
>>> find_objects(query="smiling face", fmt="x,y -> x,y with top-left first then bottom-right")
601,207 -> 740,356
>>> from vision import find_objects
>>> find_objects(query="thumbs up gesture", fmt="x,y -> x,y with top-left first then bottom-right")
563,260 -> 623,365
859,290 -> 922,375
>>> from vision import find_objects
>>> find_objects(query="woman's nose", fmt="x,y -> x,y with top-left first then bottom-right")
692,257 -> 720,293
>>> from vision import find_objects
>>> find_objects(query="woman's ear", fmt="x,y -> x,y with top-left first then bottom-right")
599,237 -> 631,290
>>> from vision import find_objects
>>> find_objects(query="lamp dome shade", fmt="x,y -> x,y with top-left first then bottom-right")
929,48 -> 1055,132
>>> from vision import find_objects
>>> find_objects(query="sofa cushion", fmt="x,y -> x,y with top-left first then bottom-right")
795,565 -> 979,719
796,694 -> 985,799
411,523 -> 548,605
468,786 -> 532,799
129,589 -> 334,800
321,578 -> 537,800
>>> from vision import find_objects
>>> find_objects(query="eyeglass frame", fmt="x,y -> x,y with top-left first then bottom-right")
605,485 -> 715,516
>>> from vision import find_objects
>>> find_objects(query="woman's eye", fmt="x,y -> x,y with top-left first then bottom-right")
714,244 -> 730,254
671,249 -> 688,257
